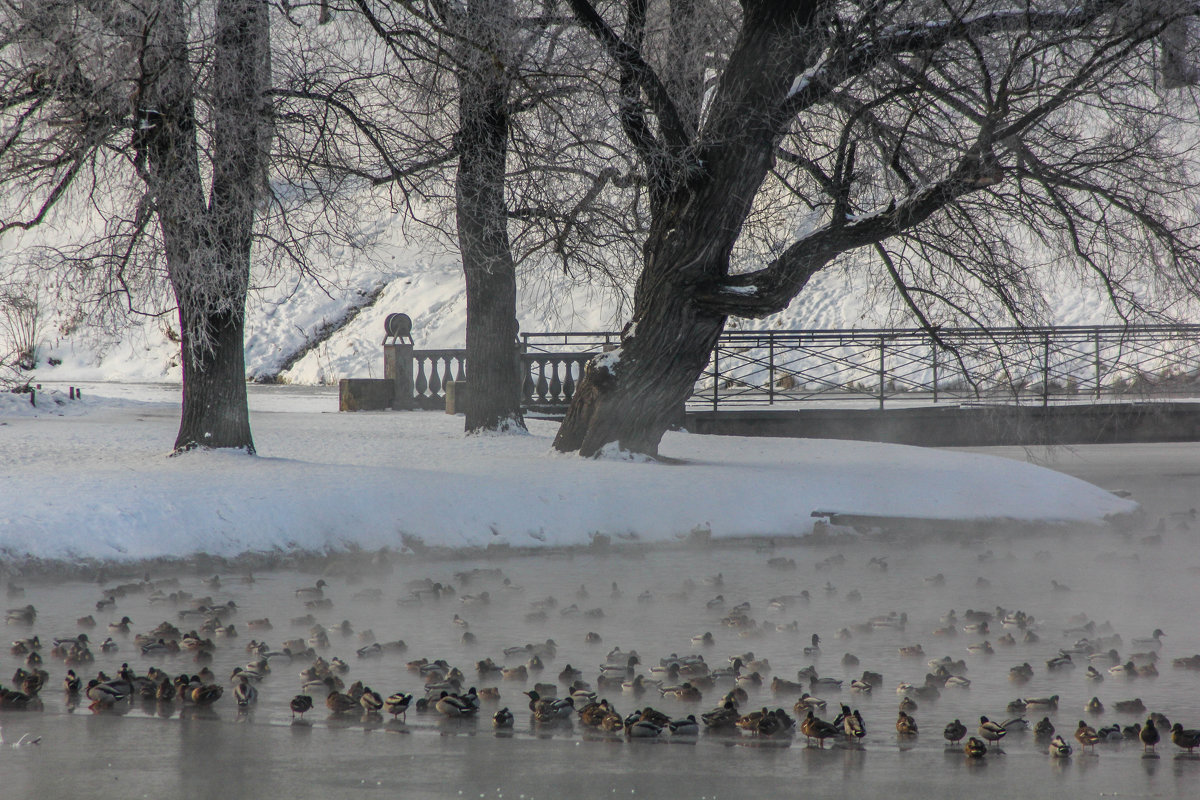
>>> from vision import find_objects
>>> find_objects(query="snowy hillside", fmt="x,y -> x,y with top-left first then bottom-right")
9,204 -> 1162,389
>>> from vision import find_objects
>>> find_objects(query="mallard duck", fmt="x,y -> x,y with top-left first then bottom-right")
294,580 -> 328,599
1171,723 -> 1200,753
1140,718 -> 1160,752
1034,717 -> 1055,738
803,634 -> 821,656
978,716 -> 1006,745
964,736 -> 988,758
794,692 -> 827,713
944,718 -> 967,743
63,670 -> 82,695
1086,696 -> 1104,714
692,632 -> 715,647
1130,629 -> 1165,649
384,692 -> 412,720
1045,654 -> 1073,671
107,616 -> 133,634
233,675 -> 257,707
1109,660 -> 1137,677
5,605 -> 36,625
190,683 -> 223,706
1049,734 -> 1073,757
897,710 -> 919,735
840,705 -> 866,739
899,696 -> 918,713
1086,666 -> 1104,681
524,690 -> 573,720
626,717 -> 663,738
325,684 -> 358,714
799,709 -> 839,747
1026,695 -> 1059,710
1114,698 -> 1146,714
493,706 -> 514,728
1009,662 -> 1034,682
1074,720 -> 1100,750
290,694 -> 313,719
669,714 -> 699,735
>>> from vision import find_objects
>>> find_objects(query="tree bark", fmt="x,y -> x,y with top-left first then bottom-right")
456,0 -> 526,434
137,0 -> 268,453
175,308 -> 254,452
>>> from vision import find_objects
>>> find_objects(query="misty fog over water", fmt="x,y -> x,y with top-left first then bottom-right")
1,444 -> 1198,799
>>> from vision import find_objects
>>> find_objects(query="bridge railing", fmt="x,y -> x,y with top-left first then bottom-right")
405,325 -> 1200,412
693,325 -> 1200,410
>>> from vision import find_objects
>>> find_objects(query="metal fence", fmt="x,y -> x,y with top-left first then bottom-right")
692,325 -> 1200,410
516,325 -> 1200,412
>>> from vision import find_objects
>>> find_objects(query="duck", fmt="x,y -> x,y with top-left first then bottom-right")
290,694 -> 313,719
325,683 -> 358,714
1034,717 -> 1055,738
963,737 -> 988,758
1109,660 -> 1137,677
691,632 -> 715,647
1009,663 -> 1034,682
1086,666 -> 1104,681
5,605 -> 36,625
1025,695 -> 1059,710
1140,718 -> 1160,752
1086,696 -> 1104,714
385,692 -> 413,720
800,709 -> 840,748
434,691 -> 477,718
803,634 -> 821,656
839,705 -> 866,740
1171,723 -> 1200,753
1074,720 -> 1100,751
1114,698 -> 1146,714
896,710 -> 919,735
359,687 -> 384,715
493,707 -> 514,728
944,719 -> 967,744
1130,629 -> 1166,649
1045,654 -> 1073,671
294,580 -> 328,599
978,716 -> 1006,745
227,673 -> 257,707
1049,734 -> 1073,757
669,714 -> 700,736
793,692 -> 827,713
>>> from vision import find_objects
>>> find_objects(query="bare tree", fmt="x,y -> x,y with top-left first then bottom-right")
553,0 -> 1200,457
287,0 -> 642,433
0,0 -> 274,452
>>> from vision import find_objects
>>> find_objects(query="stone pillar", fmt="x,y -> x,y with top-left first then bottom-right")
383,313 -> 415,410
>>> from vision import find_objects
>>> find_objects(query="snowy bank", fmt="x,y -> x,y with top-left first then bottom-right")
0,384 -> 1138,565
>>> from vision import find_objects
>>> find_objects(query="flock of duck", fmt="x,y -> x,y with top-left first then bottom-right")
2,547 -> 1199,766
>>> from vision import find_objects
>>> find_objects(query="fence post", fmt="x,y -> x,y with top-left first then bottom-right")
1093,329 -> 1101,400
878,335 -> 886,410
931,343 -> 939,403
712,344 -> 720,412
1042,333 -> 1051,408
768,334 -> 775,405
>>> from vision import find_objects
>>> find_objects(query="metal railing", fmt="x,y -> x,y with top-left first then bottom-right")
694,325 -> 1200,410
408,325 -> 1200,412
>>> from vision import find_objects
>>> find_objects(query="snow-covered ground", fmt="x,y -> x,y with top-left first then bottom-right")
0,384 -> 1137,566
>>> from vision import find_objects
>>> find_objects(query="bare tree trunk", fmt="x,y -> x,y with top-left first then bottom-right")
456,0 -> 526,434
140,0 -> 269,452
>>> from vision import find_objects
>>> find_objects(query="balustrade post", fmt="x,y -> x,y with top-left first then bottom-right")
1093,330 -> 1101,400
382,313 -> 414,410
